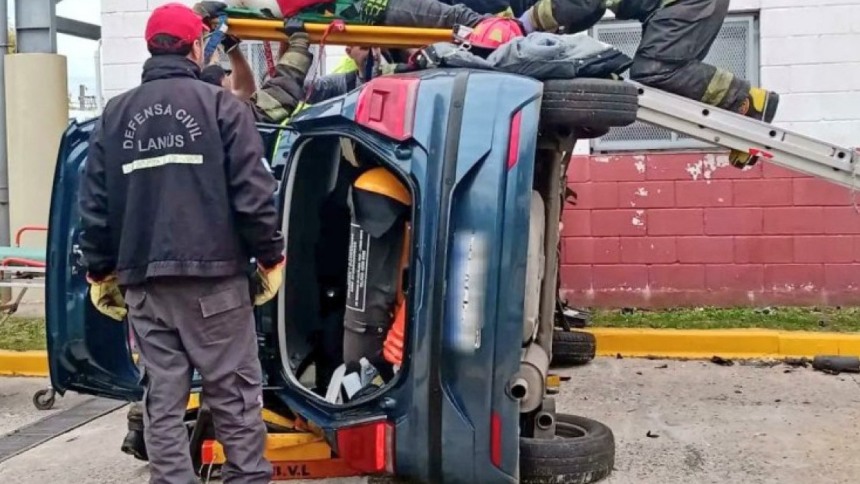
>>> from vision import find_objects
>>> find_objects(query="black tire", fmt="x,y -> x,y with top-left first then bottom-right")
551,330 -> 596,367
520,414 -> 615,484
541,79 -> 638,130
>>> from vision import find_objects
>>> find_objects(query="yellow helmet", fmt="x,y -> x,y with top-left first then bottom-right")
354,167 -> 412,206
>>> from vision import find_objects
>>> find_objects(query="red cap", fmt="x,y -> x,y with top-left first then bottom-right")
145,3 -> 208,46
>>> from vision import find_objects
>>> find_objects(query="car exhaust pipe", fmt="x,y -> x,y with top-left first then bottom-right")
517,343 -> 549,413
535,411 -> 554,430
509,377 -> 529,401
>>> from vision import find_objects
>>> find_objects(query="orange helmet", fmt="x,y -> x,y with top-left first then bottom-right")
467,17 -> 524,50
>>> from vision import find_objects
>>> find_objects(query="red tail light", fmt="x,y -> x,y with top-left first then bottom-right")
355,77 -> 420,142
506,111 -> 522,170
491,412 -> 502,468
336,421 -> 395,475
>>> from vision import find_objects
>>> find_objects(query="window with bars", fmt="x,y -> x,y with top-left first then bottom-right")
215,42 -> 327,87
591,14 -> 759,152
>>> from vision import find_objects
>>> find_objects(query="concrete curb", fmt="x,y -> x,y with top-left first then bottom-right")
0,350 -> 49,376
586,328 -> 860,359
3,328 -> 860,376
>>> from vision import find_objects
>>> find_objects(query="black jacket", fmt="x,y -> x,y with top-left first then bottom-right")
79,55 -> 284,286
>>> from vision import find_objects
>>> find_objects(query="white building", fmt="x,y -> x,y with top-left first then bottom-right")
100,0 -> 860,149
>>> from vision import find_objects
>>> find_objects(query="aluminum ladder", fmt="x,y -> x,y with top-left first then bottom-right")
633,82 -> 859,189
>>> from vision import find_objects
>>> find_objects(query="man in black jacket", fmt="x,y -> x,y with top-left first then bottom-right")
79,3 -> 282,483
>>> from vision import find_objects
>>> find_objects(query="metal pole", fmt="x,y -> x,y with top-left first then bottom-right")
94,41 -> 103,112
0,0 -> 11,249
0,0 -> 10,303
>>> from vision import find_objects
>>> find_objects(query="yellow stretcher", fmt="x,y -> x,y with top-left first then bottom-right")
226,17 -> 454,48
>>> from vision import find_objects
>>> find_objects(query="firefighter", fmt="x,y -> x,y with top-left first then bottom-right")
386,0 -> 777,165
342,167 -> 412,384
80,4 -> 283,483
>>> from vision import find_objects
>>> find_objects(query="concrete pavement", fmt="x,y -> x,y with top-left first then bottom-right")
1,359 -> 859,483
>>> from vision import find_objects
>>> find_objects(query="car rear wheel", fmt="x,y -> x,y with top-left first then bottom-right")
540,78 -> 639,131
520,413 -> 615,484
551,330 -> 597,367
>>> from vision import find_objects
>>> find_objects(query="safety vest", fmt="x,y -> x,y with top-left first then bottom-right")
331,56 -> 359,74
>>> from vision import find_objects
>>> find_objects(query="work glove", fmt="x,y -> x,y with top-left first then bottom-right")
193,2 -> 242,53
253,256 -> 285,306
193,1 -> 228,21
87,274 -> 127,321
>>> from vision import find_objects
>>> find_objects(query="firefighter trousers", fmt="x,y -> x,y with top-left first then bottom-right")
630,0 -> 750,111
125,275 -> 271,484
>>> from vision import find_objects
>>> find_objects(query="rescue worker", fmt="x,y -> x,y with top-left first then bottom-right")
120,28 -> 314,465
79,4 -> 283,483
382,0 -> 778,165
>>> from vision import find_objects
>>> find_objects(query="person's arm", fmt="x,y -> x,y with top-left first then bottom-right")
250,33 -> 313,123
218,92 -> 285,267
227,45 -> 255,101
78,115 -> 115,279
306,71 -> 361,104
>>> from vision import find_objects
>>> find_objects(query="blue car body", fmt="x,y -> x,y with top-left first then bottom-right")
46,68 -> 544,482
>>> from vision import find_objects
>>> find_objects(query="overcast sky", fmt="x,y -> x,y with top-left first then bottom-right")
8,0 -> 102,96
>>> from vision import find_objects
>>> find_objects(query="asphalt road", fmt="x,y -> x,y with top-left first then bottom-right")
1,358 -> 859,483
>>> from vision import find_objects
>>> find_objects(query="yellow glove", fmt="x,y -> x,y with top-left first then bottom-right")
254,257 -> 285,306
87,274 -> 127,321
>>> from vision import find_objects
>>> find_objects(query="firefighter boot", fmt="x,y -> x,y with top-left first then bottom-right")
121,402 -> 148,461
729,88 -> 780,168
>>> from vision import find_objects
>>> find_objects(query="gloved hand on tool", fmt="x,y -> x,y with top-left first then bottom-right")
86,273 -> 127,321
193,1 -> 242,53
253,256 -> 286,306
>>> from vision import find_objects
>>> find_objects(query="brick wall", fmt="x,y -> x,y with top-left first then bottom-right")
559,152 -> 860,307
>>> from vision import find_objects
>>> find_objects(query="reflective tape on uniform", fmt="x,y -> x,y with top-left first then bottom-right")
122,154 -> 204,175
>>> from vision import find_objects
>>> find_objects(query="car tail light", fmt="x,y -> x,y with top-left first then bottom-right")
507,111 -> 522,170
355,77 -> 420,142
336,421 -> 395,475
491,412 -> 502,468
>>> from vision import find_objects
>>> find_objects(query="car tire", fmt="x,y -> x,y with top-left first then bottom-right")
551,330 -> 596,367
540,78 -> 639,130
520,413 -> 615,484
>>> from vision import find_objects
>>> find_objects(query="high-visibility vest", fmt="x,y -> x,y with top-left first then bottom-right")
331,56 -> 359,74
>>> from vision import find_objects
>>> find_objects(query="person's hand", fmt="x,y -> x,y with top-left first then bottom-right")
253,257 -> 285,306
192,1 -> 228,21
87,274 -> 127,321
222,34 -> 241,53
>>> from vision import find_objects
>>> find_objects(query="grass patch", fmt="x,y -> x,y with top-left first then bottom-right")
0,317 -> 46,351
593,306 -> 860,332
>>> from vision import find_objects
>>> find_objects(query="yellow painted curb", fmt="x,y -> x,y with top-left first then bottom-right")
0,350 -> 49,376
586,328 -> 860,359
3,328 -> 860,377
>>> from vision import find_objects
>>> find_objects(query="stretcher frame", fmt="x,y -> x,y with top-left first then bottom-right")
227,17 -> 454,47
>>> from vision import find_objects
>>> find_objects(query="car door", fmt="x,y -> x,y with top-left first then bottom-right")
46,119 -> 141,401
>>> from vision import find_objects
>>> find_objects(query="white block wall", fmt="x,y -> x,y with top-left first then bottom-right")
103,0 -> 860,147
101,0 -> 347,100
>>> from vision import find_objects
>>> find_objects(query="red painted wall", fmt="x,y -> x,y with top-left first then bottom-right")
560,151 -> 860,307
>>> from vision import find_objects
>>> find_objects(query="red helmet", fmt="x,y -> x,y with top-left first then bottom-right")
467,17 -> 524,50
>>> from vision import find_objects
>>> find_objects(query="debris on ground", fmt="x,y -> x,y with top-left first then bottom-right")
812,356 -> 860,375
646,431 -> 659,438
784,357 -> 810,368
616,353 -> 624,359
711,356 -> 735,366
655,364 -> 668,369
742,359 -> 781,368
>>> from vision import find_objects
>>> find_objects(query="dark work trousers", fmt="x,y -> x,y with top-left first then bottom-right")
384,0 -> 485,28
125,275 -> 271,484
629,0 -> 750,111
